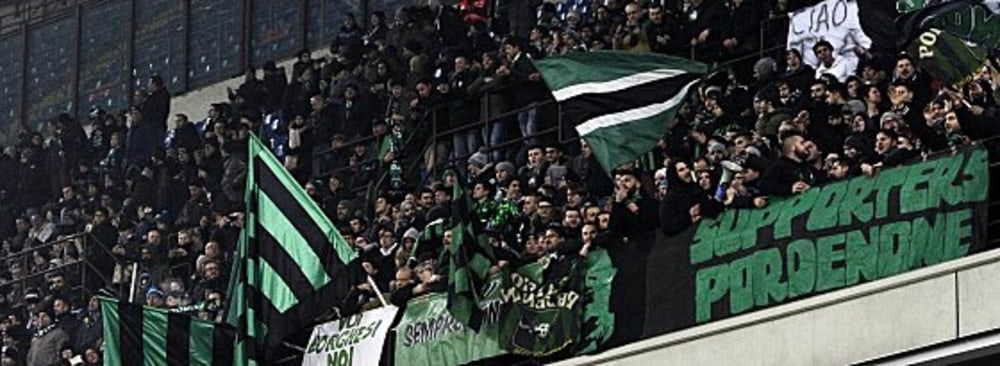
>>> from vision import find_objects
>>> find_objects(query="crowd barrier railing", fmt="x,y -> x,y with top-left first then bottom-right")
0,232 -> 119,308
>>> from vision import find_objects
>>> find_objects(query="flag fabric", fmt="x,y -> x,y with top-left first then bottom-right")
857,0 -> 901,51
893,0 -> 975,50
907,1 -> 1000,49
533,51 -> 707,172
410,217 -> 446,264
892,1 -> 993,84
499,256 -> 587,356
226,135 -> 357,365
446,183 -> 496,331
100,297 -> 235,366
906,28 -> 987,85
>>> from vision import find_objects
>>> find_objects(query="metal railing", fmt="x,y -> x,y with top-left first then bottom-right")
335,13 -> 795,198
0,232 -> 119,308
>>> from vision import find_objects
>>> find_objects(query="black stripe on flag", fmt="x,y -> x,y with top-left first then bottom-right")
562,72 -> 702,125
245,281 -> 294,347
212,322 -> 235,366
254,156 -> 349,278
256,227 -> 317,302
166,313 -> 191,365
118,300 -> 144,364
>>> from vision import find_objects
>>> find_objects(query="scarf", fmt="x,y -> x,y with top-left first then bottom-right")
32,323 -> 56,339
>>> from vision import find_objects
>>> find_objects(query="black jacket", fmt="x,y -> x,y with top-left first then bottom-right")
508,53 -> 546,107
659,172 -> 704,236
144,88 -> 171,133
609,193 -> 659,238
758,156 -> 817,196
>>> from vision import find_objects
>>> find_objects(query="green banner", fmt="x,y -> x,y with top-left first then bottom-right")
500,256 -> 586,356
395,146 -> 992,361
577,248 -> 617,354
394,276 -> 504,366
690,146 -> 989,323
581,145 -> 992,353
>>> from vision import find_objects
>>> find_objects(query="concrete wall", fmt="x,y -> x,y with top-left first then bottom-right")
554,249 -> 1000,366
169,49 -> 332,124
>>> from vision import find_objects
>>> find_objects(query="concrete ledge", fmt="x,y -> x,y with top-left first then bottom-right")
169,49 -> 333,125
554,249 -> 1000,366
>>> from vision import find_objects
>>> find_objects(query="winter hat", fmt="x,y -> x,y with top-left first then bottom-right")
708,141 -> 727,154
754,57 -> 777,77
846,100 -> 866,115
495,161 -> 516,176
880,112 -> 902,128
403,227 -> 420,241
468,150 -> 489,167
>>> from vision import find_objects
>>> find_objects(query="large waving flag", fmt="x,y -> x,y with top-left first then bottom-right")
100,297 -> 235,366
227,135 -> 357,365
533,51 -> 707,172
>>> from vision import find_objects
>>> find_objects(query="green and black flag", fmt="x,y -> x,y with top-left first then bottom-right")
499,256 -> 587,356
226,135 -> 357,365
100,297 -> 235,366
533,51 -> 706,172
906,28 -> 987,85
893,1 -> 994,85
447,183 -> 496,331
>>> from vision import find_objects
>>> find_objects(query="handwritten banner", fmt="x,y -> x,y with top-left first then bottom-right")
787,0 -> 872,68
302,306 -> 398,366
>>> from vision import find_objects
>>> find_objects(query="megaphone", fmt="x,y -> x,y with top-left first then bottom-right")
719,160 -> 743,185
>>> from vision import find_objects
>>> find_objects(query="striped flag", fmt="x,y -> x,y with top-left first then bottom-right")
226,135 -> 357,365
533,51 -> 707,172
100,297 -> 234,366
447,183 -> 496,331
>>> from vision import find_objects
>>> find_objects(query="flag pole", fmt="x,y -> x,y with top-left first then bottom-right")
128,263 -> 139,303
367,275 -> 389,307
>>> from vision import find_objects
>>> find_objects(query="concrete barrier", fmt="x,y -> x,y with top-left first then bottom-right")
553,249 -> 1000,366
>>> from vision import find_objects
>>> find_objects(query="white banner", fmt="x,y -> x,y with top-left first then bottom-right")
302,306 -> 399,366
787,0 -> 872,68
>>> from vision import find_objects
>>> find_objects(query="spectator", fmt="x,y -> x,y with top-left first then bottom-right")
262,62 -> 288,113
26,309 -> 69,366
191,259 -> 224,303
782,49 -> 816,94
812,40 -> 853,83
73,296 -> 101,353
759,133 -> 818,196
143,75 -> 172,134
446,55 -> 482,161
610,168 -> 658,237
366,11 -> 389,46
501,37 -> 545,147
51,297 -> 79,340
4,2 -> 1000,364
168,114 -> 202,152
27,213 -> 56,245
644,3 -> 685,55
125,108 -> 160,169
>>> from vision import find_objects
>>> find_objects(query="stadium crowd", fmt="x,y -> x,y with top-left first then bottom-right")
1,0 -> 999,364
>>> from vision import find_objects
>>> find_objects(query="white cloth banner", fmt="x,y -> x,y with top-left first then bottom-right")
302,306 -> 399,366
787,0 -> 872,68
